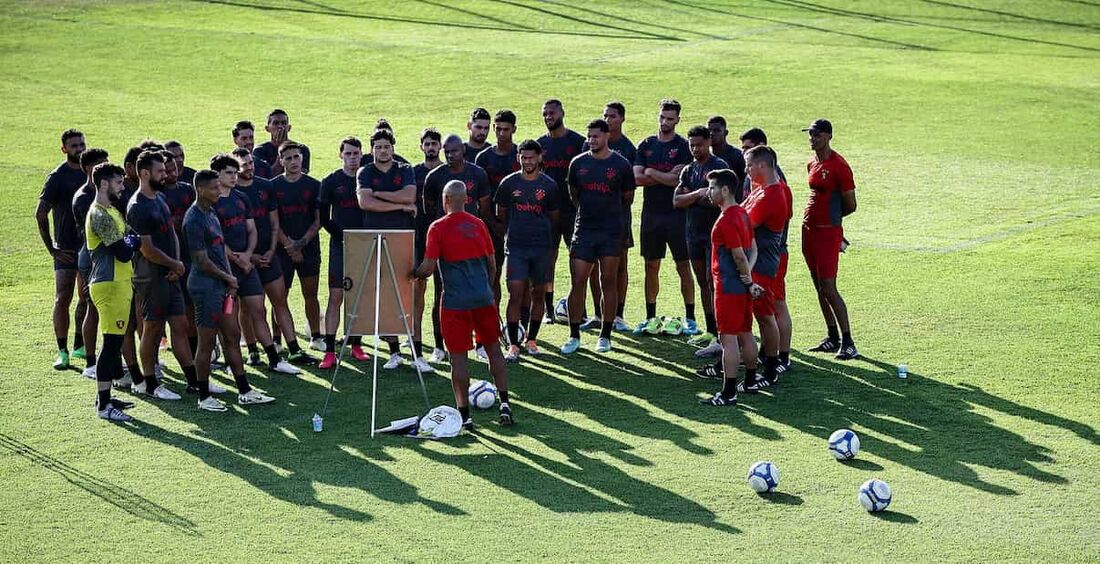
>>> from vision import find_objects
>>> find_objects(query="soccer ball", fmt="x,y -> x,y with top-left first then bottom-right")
554,298 -> 570,322
859,478 -> 892,512
468,379 -> 497,410
746,461 -> 780,493
828,428 -> 861,460
499,321 -> 527,347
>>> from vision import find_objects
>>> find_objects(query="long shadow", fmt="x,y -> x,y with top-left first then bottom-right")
486,0 -> 684,41
409,0 -> 535,30
0,433 -> 201,536
761,0 -> 1100,53
537,0 -> 727,40
413,410 -> 740,535
916,0 -> 1100,31
191,0 -> 676,41
663,0 -> 936,51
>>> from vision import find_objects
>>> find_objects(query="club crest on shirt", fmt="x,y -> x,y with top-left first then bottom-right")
605,168 -> 617,180
512,189 -> 523,199
578,168 -> 589,177
535,189 -> 545,201
668,149 -> 679,159
116,320 -> 125,329
392,175 -> 402,186
464,180 -> 474,190
821,170 -> 829,179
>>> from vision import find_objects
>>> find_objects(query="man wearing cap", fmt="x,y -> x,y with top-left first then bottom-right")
801,119 -> 858,360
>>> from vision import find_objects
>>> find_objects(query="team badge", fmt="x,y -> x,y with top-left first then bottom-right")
342,276 -> 353,291
392,175 -> 401,186
513,189 -> 523,199
605,169 -> 616,180
465,180 -> 474,190
535,189 -> 545,201
669,149 -> 679,159
116,320 -> 125,329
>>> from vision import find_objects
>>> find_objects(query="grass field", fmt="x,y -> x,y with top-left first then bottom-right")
2,0 -> 1099,560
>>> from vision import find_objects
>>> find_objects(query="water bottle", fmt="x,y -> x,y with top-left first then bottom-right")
312,413 -> 323,432
222,293 -> 234,315
897,364 -> 908,379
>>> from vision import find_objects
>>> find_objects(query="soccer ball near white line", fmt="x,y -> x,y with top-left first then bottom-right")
859,478 -> 892,512
746,461 -> 780,493
828,428 -> 861,460
468,379 -> 497,410
499,321 -> 527,347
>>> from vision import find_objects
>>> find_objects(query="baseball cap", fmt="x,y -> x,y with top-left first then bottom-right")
801,119 -> 833,134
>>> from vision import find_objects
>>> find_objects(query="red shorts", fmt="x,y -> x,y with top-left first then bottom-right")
714,292 -> 752,335
802,225 -> 842,280
441,305 -> 501,354
774,252 -> 788,301
751,272 -> 777,318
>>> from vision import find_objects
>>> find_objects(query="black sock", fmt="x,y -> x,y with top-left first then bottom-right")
600,321 -> 613,340
97,389 -> 111,410
705,312 -> 717,335
350,335 -> 362,346
616,302 -> 625,317
87,353 -> 97,367
593,302 -> 602,319
842,332 -> 854,347
413,341 -> 424,357
311,331 -> 323,341
434,334 -> 444,351
198,379 -> 210,400
544,292 -> 554,315
527,320 -> 542,342
745,366 -> 757,383
764,356 -> 778,380
459,405 -> 470,421
247,342 -> 260,354
127,364 -> 144,385
188,336 -> 199,357
57,337 -> 67,352
273,334 -> 282,346
324,334 -> 336,353
569,322 -> 581,339
646,302 -> 656,320
721,377 -> 737,397
507,322 -> 520,346
827,325 -> 839,341
74,333 -> 84,351
519,305 -> 531,326
265,344 -> 281,366
387,340 -> 400,354
233,372 -> 251,394
288,340 -> 302,354
145,370 -> 159,391
182,364 -> 198,387
685,303 -> 695,321
779,351 -> 790,364
498,389 -> 509,403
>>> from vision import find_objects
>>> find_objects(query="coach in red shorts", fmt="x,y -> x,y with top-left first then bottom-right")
414,180 -> 513,427
801,119 -> 858,360
698,169 -> 762,407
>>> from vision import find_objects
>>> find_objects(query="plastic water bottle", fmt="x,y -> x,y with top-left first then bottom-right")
312,413 -> 323,432
897,364 -> 908,379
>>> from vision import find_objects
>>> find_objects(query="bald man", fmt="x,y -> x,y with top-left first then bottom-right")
415,180 -> 512,428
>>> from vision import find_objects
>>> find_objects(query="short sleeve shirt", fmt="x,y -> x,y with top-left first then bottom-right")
414,162 -> 443,235
183,204 -> 229,290
635,134 -> 691,216
86,203 -> 132,285
255,141 -> 312,174
536,129 -> 586,215
422,163 -> 491,221
425,211 -> 495,310
126,190 -> 177,281
804,151 -> 854,228
161,181 -> 195,264
238,178 -> 276,254
711,205 -> 753,296
213,189 -> 253,253
72,184 -> 96,245
357,162 -> 416,230
40,162 -> 86,250
712,144 -> 747,186
475,145 -> 520,195
678,156 -> 728,241
320,168 -> 364,238
494,171 -> 558,251
270,173 -> 321,254
567,151 -> 635,242
744,182 -> 792,277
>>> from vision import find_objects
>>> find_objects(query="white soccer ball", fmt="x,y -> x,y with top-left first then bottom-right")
859,478 -> 892,512
468,379 -> 497,410
828,428 -> 861,460
554,297 -> 570,322
746,461 -> 780,493
499,321 -> 527,347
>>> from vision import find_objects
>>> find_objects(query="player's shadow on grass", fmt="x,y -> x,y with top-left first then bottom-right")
412,410 -> 740,535
0,432 -> 201,537
758,491 -> 803,505
746,351 -> 1090,495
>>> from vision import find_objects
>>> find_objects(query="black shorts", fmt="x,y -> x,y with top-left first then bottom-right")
134,277 -> 186,321
554,211 -> 577,251
505,246 -> 553,284
54,247 -> 80,271
278,248 -> 321,289
492,233 -> 506,276
570,235 -> 622,264
187,280 -> 226,329
686,236 -> 712,261
640,212 -> 688,262
257,256 -> 284,286
328,243 -> 345,290
232,264 -> 264,297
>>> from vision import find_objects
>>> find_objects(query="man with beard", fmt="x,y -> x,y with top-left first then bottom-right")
125,150 -> 188,400
495,139 -> 558,361
159,149 -> 201,363
536,99 -> 586,325
422,134 -> 493,360
475,109 -> 520,304
232,120 -> 273,179
72,147 -> 110,379
356,129 -> 430,372
272,141 -> 324,355
316,137 -> 372,369
464,107 -> 492,163
634,98 -> 695,337
231,148 -> 310,364
210,153 -> 301,376
413,128 -> 446,363
255,108 -> 311,175
85,163 -> 139,421
36,128 -> 88,370
164,140 -> 197,185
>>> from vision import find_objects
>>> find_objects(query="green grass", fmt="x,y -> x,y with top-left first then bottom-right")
2,0 -> 1099,560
